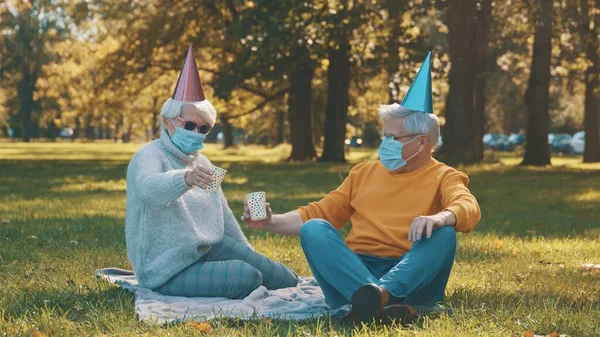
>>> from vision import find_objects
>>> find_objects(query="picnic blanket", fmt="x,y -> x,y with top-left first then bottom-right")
96,268 -> 349,324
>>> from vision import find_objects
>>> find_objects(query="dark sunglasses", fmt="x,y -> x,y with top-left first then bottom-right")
176,117 -> 212,134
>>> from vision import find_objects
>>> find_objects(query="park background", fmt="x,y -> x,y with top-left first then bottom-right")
1,0 -> 600,336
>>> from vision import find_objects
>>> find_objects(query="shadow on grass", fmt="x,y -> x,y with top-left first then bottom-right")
2,159 -> 599,240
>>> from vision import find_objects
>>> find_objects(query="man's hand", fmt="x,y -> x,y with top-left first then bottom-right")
408,211 -> 456,242
241,200 -> 273,231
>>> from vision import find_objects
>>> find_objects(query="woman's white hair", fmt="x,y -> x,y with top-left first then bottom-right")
160,98 -> 217,129
378,103 -> 440,150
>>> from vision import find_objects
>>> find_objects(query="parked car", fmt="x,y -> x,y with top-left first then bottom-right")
483,133 -> 493,146
570,131 -> 585,154
550,133 -> 573,153
345,136 -> 363,147
484,134 -> 514,151
59,128 -> 74,138
508,133 -> 525,146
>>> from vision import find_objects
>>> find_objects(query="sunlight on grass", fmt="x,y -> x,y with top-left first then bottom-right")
568,189 -> 600,202
1,142 -> 599,336
499,153 -> 600,171
50,179 -> 127,193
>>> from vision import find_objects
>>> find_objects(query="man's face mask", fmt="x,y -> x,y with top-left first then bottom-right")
378,132 -> 423,171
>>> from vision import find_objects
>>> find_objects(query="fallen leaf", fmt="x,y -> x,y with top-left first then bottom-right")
580,263 -> 600,271
494,238 -> 504,250
32,330 -> 48,337
188,321 -> 211,333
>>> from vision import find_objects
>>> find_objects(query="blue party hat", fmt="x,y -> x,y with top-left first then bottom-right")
400,52 -> 433,113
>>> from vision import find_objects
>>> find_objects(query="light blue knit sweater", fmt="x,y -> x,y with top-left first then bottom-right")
125,129 -> 252,289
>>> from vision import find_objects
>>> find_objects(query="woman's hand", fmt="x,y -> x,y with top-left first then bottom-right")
184,166 -> 214,189
241,200 -> 273,231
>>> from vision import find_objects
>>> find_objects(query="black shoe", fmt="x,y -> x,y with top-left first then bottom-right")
380,304 -> 418,326
350,284 -> 386,323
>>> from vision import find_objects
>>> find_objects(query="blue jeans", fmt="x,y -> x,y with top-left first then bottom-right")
300,219 -> 456,309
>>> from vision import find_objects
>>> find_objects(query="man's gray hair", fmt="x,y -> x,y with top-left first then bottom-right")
378,103 -> 440,150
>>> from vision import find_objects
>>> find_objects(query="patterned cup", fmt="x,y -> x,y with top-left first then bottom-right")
245,191 -> 267,221
207,166 -> 227,193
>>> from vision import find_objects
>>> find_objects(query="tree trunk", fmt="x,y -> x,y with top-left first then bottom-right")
320,42 -> 351,163
442,0 -> 491,164
275,109 -> 285,144
84,115 -> 94,140
521,0 -> 552,166
18,68 -> 35,142
385,0 -> 402,103
221,114 -> 234,148
288,52 -> 317,161
578,0 -> 600,163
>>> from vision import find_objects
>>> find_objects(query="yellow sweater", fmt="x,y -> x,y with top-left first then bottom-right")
297,159 -> 481,258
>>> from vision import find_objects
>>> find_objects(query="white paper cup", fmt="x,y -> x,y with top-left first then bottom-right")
207,166 -> 227,193
245,191 -> 267,220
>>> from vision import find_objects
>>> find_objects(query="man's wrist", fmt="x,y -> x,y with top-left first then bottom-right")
441,210 -> 457,227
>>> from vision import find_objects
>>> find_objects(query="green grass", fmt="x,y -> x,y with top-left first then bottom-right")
1,142 -> 599,337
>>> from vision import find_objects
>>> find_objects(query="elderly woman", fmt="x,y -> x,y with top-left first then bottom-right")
125,46 -> 298,298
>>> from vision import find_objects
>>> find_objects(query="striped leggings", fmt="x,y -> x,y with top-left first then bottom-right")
155,236 -> 298,298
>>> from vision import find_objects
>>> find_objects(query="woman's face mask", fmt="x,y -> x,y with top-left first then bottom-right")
378,134 -> 422,171
168,119 -> 206,154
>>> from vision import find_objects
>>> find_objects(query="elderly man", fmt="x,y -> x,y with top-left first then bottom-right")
242,52 -> 480,324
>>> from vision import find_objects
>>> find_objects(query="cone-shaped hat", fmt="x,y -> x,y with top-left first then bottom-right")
400,52 -> 433,113
172,45 -> 206,102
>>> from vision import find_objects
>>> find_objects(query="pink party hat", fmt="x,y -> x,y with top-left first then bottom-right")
172,45 -> 206,102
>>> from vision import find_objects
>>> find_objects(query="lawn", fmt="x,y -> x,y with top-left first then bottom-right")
1,142 -> 599,337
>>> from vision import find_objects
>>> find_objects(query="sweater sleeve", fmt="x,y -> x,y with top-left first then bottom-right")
440,171 -> 481,233
128,149 -> 191,206
296,163 -> 362,228
220,192 -> 254,250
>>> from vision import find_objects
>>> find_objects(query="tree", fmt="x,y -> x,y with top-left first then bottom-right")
319,0 -> 378,162
0,1 -> 81,141
441,0 -> 492,164
384,0 -> 403,104
521,0 -> 553,166
320,41 -> 351,162
287,47 -> 318,160
577,0 -> 600,162
215,0 -> 318,158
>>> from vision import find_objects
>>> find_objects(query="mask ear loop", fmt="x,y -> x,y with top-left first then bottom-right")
166,119 -> 177,138
404,135 -> 425,162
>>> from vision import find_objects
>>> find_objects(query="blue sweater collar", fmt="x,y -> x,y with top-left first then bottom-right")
160,128 -> 198,163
